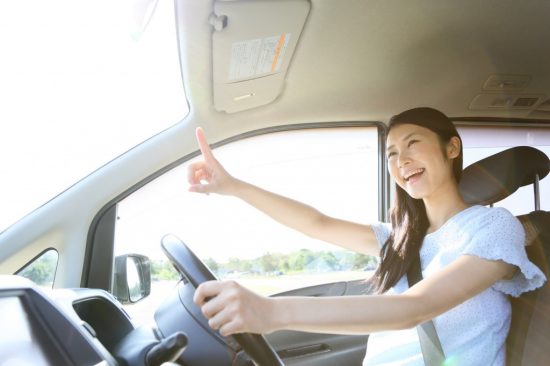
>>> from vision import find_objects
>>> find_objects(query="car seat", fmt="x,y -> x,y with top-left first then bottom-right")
458,146 -> 550,366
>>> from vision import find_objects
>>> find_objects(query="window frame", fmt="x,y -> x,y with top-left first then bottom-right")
83,122 -> 387,291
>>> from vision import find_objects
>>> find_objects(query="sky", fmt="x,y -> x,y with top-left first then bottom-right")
0,0 -> 188,232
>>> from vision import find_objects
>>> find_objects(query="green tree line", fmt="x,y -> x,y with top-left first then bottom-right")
151,249 -> 378,280
18,249 -> 378,284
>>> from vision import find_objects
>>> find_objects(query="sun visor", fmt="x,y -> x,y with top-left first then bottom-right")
210,0 -> 310,113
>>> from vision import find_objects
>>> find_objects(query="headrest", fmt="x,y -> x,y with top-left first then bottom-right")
459,146 -> 549,206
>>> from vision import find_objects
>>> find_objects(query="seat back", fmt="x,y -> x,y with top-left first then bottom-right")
508,212 -> 550,365
459,146 -> 550,366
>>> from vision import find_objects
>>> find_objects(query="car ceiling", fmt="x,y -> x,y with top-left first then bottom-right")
178,0 -> 550,138
2,0 -> 550,286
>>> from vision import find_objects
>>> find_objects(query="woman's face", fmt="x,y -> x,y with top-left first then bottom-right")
386,124 -> 458,200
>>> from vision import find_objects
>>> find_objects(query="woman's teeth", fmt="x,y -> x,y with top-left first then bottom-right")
405,168 -> 425,181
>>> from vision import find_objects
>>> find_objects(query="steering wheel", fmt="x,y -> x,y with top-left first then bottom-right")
160,234 -> 284,366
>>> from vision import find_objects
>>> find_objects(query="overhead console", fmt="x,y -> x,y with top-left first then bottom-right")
210,0 -> 311,113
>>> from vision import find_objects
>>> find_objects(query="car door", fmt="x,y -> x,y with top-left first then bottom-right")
266,279 -> 372,365
88,124 -> 385,365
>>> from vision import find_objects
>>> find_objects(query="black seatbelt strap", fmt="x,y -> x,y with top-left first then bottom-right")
407,254 -> 446,366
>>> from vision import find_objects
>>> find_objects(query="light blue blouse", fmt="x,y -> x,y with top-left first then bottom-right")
363,205 -> 546,366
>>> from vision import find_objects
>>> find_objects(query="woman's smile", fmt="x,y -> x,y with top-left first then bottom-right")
403,168 -> 425,184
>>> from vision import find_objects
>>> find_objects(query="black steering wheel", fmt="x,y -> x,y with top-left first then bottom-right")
160,234 -> 284,366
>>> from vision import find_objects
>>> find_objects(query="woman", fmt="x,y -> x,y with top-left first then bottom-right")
188,107 -> 545,365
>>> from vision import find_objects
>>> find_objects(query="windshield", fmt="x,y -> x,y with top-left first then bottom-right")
0,0 -> 188,232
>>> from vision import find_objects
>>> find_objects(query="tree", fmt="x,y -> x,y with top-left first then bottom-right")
352,253 -> 377,270
150,259 -> 180,281
260,252 -> 278,273
204,257 -> 219,272
18,250 -> 57,286
320,251 -> 338,270
288,249 -> 315,271
226,257 -> 253,273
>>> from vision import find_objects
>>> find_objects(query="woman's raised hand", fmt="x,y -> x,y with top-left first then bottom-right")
188,127 -> 237,195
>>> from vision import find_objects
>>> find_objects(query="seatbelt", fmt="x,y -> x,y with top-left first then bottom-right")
407,255 -> 446,366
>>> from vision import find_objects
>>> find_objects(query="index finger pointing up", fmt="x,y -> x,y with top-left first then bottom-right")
196,127 -> 215,161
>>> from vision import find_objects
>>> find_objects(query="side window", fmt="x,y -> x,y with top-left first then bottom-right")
114,126 -> 380,324
459,126 -> 550,214
16,249 -> 58,289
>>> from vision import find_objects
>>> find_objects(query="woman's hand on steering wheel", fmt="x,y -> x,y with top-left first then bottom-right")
162,235 -> 285,365
188,127 -> 239,196
193,280 -> 278,337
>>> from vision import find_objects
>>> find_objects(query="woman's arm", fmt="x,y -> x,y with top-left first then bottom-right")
188,127 -> 379,256
230,180 -> 379,255
194,254 -> 516,336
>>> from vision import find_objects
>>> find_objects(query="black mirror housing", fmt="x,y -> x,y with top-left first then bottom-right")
113,254 -> 151,304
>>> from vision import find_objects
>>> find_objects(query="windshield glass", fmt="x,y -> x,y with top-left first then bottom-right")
0,0 -> 188,232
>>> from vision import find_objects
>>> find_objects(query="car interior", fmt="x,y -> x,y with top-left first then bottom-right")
1,0 -> 550,365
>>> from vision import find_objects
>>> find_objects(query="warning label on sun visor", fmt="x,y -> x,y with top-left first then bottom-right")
228,33 -> 291,82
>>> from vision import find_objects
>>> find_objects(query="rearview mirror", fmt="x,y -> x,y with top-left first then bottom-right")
113,254 -> 151,304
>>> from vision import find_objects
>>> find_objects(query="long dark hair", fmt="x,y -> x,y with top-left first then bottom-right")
372,107 -> 463,293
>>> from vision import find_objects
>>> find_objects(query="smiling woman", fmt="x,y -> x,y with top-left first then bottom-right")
0,0 -> 187,232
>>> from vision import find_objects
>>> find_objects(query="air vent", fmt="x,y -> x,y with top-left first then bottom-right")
534,99 -> 550,112
469,94 -> 545,111
513,97 -> 539,107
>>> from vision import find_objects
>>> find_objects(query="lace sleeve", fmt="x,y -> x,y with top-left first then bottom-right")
462,208 -> 546,297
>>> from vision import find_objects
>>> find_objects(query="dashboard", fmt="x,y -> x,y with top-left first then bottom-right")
0,276 -> 117,365
0,275 -> 251,366
0,275 -> 183,366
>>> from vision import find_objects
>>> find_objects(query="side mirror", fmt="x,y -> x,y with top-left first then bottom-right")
113,254 -> 151,304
